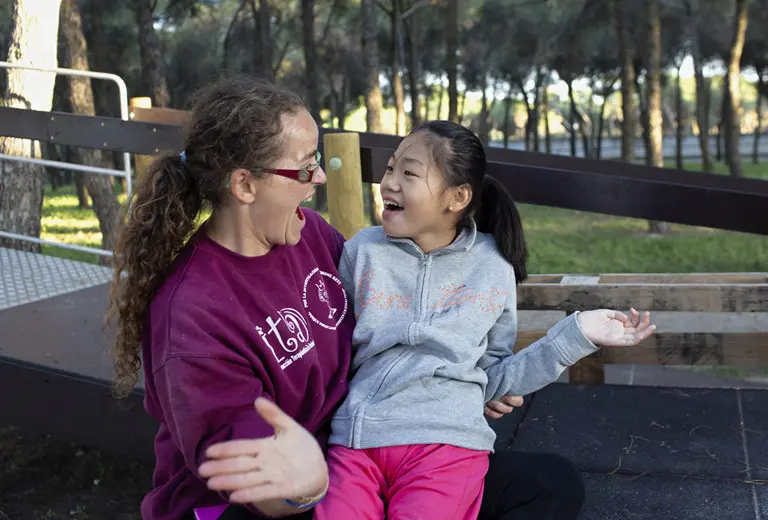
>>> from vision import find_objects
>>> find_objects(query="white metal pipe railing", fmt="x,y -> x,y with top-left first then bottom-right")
0,61 -> 133,257
0,231 -> 113,257
0,153 -> 127,178
0,61 -> 132,201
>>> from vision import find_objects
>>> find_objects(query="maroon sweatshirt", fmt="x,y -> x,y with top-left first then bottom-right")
140,209 -> 354,520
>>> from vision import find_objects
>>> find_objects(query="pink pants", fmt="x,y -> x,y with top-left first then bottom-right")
313,444 -> 490,520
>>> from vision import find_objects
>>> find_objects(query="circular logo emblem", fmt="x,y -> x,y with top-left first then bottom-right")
302,268 -> 348,330
298,170 -> 310,182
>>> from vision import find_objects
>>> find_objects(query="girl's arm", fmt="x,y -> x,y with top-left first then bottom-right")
477,264 -> 598,402
478,304 -> 599,403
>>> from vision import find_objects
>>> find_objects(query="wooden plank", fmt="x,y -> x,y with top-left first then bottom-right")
592,273 -> 768,284
516,283 -> 768,312
0,356 -> 156,463
0,106 -> 183,154
357,141 -> 768,236
560,275 -> 600,285
515,330 -> 768,366
130,105 -> 192,128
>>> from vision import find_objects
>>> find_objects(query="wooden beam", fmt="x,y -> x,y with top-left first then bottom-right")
516,331 -> 768,366
525,273 -> 768,284
0,106 -> 184,154
129,105 -> 192,128
517,282 -> 768,312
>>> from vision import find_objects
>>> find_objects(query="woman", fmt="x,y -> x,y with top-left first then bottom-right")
109,76 -> 587,520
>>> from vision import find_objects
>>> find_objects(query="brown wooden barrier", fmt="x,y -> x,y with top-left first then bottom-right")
515,273 -> 768,383
1,105 -> 766,385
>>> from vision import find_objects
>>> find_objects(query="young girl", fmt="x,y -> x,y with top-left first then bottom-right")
314,121 -> 655,520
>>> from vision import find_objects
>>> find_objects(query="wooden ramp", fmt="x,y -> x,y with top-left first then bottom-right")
0,247 -> 155,461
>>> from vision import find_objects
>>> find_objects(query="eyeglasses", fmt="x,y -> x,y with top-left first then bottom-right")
251,151 -> 323,183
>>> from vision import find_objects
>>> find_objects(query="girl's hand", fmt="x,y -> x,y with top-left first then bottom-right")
198,398 -> 328,504
484,394 -> 524,419
577,307 -> 656,347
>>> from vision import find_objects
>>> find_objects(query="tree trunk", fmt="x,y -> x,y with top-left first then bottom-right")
503,89 -> 512,149
362,0 -> 383,133
302,0 -> 320,121
404,8 -> 421,128
223,0 -> 247,70
479,76 -> 489,147
423,82 -> 432,120
676,65 -> 684,170
691,21 -> 712,171
755,85 -> 763,164
568,79 -> 577,156
391,1 -> 406,135
543,81 -> 551,154
134,0 -> 170,107
445,0 -> 458,122
647,0 -> 668,234
596,94 -> 608,159
60,0 -> 122,253
74,166 -> 89,207
612,0 -> 636,162
720,87 -> 730,164
725,0 -> 748,177
633,65 -> 651,165
0,0 -> 62,252
257,0 -> 273,80
458,89 -> 467,125
437,82 -> 444,119
362,0 -> 383,224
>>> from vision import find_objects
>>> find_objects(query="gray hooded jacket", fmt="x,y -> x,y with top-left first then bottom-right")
329,221 -> 598,452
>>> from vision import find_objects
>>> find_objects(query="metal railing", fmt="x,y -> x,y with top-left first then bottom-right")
0,62 -> 132,257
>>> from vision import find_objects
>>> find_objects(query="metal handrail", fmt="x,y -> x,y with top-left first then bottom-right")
0,62 -> 132,257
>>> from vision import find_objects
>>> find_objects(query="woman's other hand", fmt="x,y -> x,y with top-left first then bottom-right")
577,307 -> 656,347
198,398 -> 328,504
484,394 -> 524,419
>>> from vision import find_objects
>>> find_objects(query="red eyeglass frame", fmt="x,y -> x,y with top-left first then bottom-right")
251,151 -> 322,183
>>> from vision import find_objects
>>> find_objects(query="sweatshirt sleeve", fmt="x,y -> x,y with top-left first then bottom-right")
336,244 -> 355,299
149,302 -> 277,479
478,272 -> 600,402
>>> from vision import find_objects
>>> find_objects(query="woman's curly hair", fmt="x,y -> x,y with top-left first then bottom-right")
106,76 -> 306,397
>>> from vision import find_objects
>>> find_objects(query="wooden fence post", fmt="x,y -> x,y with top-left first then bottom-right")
129,96 -> 154,187
323,132 -> 366,239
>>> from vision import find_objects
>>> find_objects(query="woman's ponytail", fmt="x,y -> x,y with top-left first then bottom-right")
476,175 -> 528,284
107,153 -> 203,397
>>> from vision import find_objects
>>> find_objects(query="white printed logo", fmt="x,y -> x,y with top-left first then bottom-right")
256,308 -> 315,371
302,267 -> 348,331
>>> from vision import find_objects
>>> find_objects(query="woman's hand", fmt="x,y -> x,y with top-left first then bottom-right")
484,395 -> 524,419
198,398 -> 328,504
577,307 -> 656,347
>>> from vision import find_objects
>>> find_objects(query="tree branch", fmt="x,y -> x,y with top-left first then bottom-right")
401,0 -> 431,20
272,39 -> 292,77
222,0 -> 248,69
321,0 -> 342,42
377,0 -> 392,15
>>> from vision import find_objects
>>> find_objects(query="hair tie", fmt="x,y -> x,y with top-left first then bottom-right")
179,150 -> 187,163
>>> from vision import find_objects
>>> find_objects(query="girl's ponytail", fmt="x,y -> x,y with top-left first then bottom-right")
107,153 -> 202,397
476,175 -> 528,284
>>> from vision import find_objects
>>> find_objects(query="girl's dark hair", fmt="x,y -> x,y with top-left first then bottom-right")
415,120 -> 528,283
106,76 -> 307,397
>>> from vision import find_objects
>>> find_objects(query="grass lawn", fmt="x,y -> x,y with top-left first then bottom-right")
41,161 -> 768,273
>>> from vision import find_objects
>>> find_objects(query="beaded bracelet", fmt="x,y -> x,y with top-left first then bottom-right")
283,480 -> 329,510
